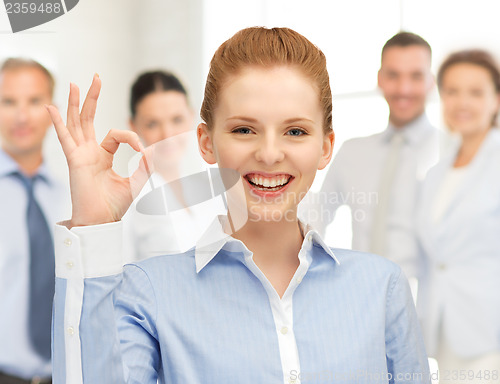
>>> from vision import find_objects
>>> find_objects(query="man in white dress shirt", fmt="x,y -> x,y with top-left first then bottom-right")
301,32 -> 439,279
0,59 -> 68,384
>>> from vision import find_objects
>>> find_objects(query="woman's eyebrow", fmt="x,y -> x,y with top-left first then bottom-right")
226,116 -> 259,123
226,117 -> 315,124
283,117 -> 315,124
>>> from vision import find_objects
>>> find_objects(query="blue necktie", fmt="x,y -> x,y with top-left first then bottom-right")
13,172 -> 54,360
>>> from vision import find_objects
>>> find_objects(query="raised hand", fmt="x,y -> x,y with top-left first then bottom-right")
46,75 -> 152,227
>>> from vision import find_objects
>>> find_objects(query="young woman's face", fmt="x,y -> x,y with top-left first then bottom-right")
198,66 -> 334,222
130,91 -> 193,162
440,63 -> 500,137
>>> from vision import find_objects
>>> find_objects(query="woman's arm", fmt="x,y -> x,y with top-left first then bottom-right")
48,77 -> 156,383
52,222 -> 160,384
385,270 -> 431,384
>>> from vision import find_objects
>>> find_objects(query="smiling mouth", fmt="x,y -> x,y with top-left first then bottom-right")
393,97 -> 414,105
12,128 -> 33,137
244,173 -> 293,192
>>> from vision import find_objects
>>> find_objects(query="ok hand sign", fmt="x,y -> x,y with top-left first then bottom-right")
47,75 -> 152,228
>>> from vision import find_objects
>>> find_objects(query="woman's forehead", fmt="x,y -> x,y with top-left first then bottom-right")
216,66 -> 321,116
221,64 -> 311,88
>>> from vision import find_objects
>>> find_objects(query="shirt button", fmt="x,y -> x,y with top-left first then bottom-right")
307,234 -> 313,242
66,261 -> 74,270
67,326 -> 75,336
296,275 -> 303,284
64,238 -> 72,247
438,263 -> 447,271
280,326 -> 288,335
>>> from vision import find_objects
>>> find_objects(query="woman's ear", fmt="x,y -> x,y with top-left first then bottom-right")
197,123 -> 216,164
318,130 -> 335,170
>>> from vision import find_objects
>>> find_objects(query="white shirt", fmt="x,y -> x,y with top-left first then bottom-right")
431,166 -> 469,224
300,114 -> 439,278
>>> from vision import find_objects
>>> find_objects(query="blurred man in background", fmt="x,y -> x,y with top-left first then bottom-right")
302,32 -> 439,279
0,58 -> 68,384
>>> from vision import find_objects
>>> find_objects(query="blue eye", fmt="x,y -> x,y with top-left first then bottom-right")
1,99 -> 14,106
232,127 -> 253,134
287,128 -> 306,136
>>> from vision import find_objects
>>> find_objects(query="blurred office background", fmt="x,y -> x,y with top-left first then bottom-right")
0,0 -> 499,245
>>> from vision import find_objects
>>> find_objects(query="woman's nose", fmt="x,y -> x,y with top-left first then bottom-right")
255,134 -> 285,165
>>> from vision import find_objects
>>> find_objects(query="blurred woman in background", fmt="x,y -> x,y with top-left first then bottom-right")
416,50 -> 500,382
123,71 -> 220,261
129,71 -> 193,184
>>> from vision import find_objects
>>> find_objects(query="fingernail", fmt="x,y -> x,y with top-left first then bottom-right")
95,73 -> 99,78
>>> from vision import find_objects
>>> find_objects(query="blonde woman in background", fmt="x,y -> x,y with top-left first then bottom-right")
416,50 -> 500,383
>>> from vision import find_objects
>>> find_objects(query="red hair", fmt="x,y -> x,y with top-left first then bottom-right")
200,27 -> 332,134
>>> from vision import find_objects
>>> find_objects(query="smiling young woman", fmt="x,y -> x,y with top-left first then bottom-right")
48,27 -> 430,383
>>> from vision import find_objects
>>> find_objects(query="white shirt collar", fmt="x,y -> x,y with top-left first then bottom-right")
383,113 -> 434,146
0,147 -> 53,184
194,215 -> 339,273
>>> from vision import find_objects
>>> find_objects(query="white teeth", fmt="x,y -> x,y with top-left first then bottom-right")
248,174 -> 291,189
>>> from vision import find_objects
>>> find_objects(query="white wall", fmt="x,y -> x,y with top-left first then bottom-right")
0,0 -> 204,183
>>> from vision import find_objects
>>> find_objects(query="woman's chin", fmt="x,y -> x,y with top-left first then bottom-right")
246,204 -> 297,223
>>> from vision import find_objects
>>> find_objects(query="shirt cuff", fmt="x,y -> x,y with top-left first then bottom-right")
54,221 -> 124,279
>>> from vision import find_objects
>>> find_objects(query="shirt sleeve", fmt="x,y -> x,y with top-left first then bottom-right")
121,206 -> 139,264
385,269 -> 431,384
52,222 -> 160,384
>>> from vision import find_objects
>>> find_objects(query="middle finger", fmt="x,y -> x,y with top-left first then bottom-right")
66,82 -> 85,144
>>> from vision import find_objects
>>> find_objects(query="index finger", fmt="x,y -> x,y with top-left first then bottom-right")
80,74 -> 101,141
